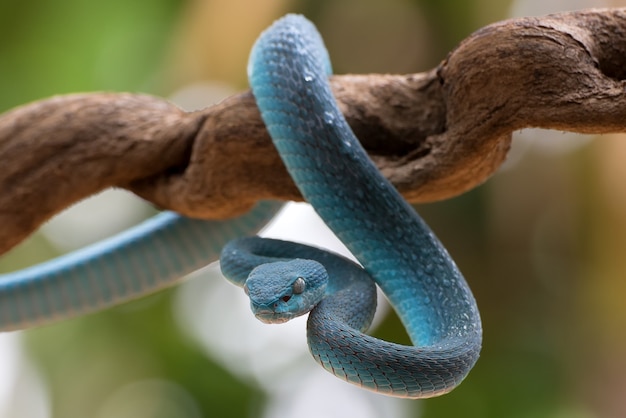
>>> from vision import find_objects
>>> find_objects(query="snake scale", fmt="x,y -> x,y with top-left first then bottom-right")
0,14 -> 481,398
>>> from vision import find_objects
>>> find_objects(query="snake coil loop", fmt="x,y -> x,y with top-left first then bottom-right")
221,14 -> 482,398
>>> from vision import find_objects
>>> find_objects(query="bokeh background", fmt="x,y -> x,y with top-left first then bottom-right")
1,0 -> 626,417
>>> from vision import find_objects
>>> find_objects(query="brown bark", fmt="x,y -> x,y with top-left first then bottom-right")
2,8 -> 626,255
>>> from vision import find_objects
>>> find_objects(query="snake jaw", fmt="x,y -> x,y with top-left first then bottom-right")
251,297 -> 302,324
254,309 -> 292,324
249,294 -> 304,324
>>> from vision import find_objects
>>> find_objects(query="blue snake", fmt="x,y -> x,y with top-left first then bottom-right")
0,14 -> 481,398
220,15 -> 481,398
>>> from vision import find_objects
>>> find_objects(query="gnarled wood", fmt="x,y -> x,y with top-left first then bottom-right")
2,8 -> 626,255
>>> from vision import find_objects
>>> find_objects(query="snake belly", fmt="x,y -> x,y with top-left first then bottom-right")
225,14 -> 482,398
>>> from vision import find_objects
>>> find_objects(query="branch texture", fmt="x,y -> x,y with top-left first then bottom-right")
2,8 -> 626,255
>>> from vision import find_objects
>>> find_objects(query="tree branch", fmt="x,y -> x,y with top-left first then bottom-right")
2,8 -> 626,255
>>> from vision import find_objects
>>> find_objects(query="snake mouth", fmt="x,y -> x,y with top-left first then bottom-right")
253,307 -> 293,324
255,313 -> 290,324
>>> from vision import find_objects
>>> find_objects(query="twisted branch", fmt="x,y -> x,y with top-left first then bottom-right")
2,8 -> 626,255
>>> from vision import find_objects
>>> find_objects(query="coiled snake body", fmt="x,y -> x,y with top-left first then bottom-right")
0,14 -> 481,398
220,15 -> 481,398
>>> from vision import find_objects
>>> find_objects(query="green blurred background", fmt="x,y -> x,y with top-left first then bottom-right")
1,0 -> 626,417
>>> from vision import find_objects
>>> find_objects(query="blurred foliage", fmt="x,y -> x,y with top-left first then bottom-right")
0,0 -> 183,111
2,0 -> 626,417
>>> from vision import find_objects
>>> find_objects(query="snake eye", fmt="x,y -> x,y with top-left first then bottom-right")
243,283 -> 250,296
292,277 -> 306,294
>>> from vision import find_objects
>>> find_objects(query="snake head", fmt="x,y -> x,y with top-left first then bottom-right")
244,259 -> 328,324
